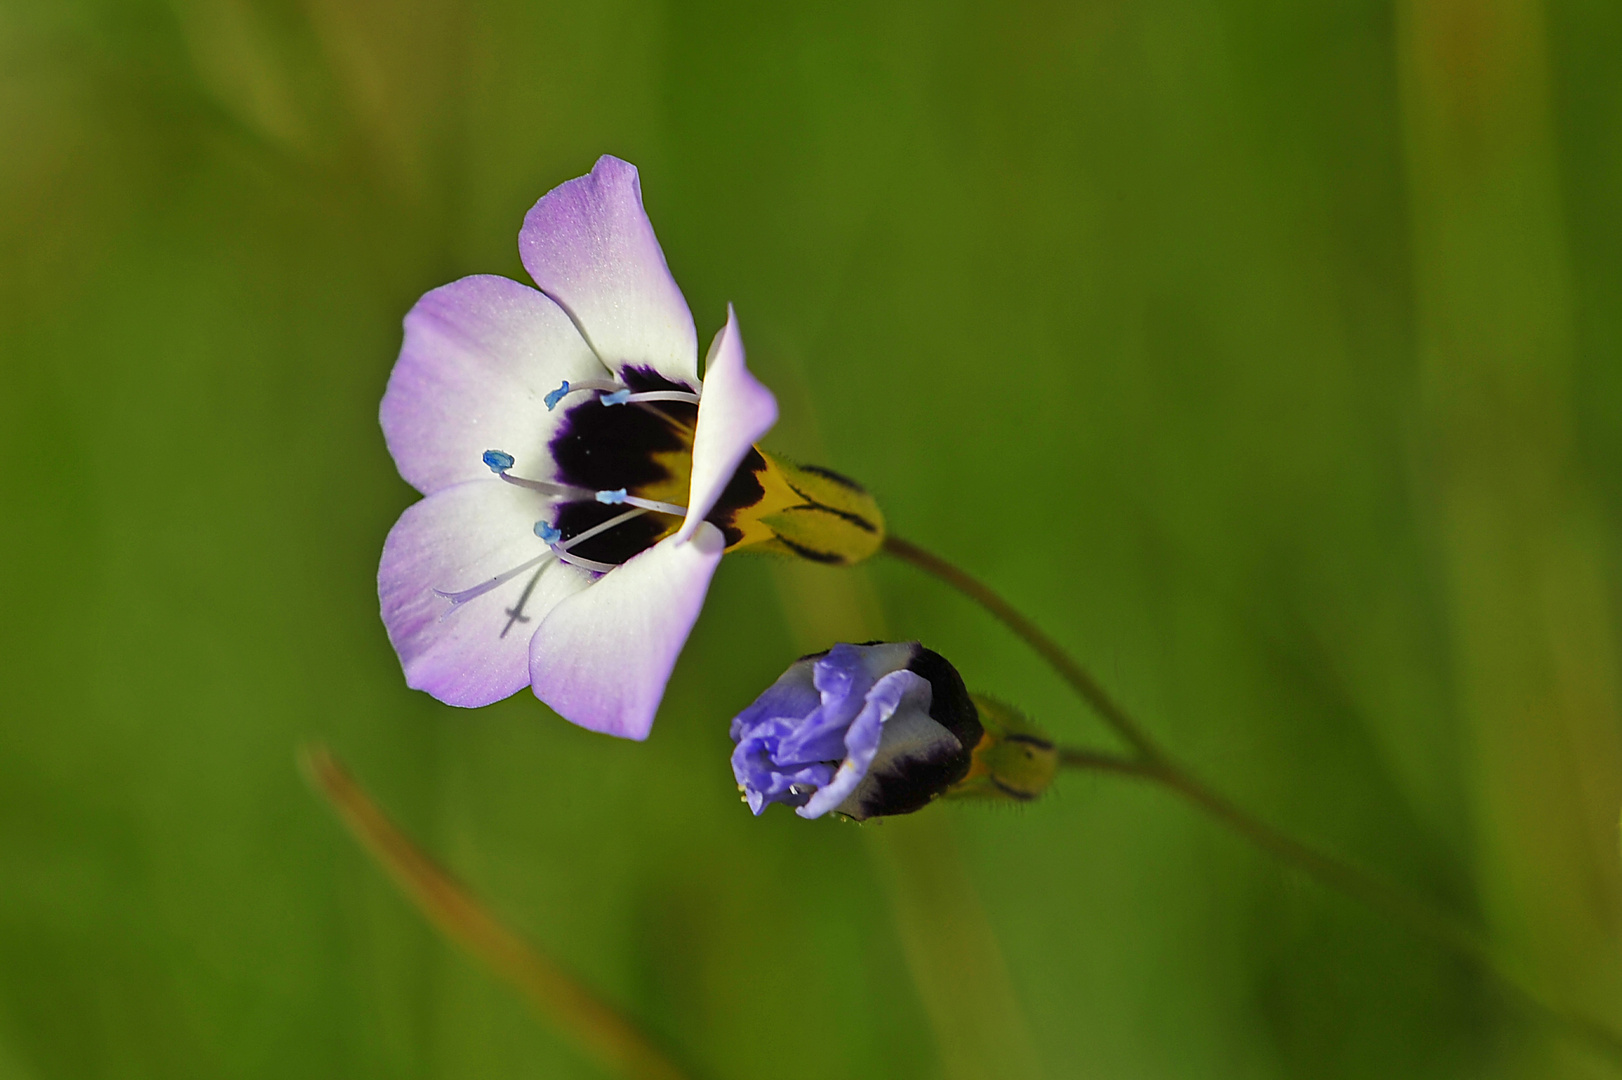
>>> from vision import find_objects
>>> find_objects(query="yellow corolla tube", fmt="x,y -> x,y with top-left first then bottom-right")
714,451 -> 887,566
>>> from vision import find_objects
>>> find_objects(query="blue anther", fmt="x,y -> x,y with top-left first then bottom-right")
534,521 -> 562,544
596,488 -> 628,505
544,381 -> 570,411
482,449 -> 515,473
601,389 -> 631,406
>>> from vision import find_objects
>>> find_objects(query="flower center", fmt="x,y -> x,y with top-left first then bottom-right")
472,366 -> 743,582
544,367 -> 705,567
439,366 -> 891,620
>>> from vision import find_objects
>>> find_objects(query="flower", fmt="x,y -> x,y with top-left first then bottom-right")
729,642 -> 984,820
377,155 -> 781,740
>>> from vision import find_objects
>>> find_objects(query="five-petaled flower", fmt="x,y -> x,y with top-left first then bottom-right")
378,156 -> 778,740
730,642 -> 983,821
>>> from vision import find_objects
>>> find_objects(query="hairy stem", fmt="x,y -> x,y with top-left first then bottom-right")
1059,747 -> 1622,1064
883,535 -> 1163,761
886,534 -> 1622,1065
300,745 -> 689,1080
1058,748 -> 1487,960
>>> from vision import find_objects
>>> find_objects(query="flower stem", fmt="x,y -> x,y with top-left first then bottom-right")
882,535 -> 1164,762
300,745 -> 690,1080
1059,747 -> 1622,1065
884,534 -> 1622,1066
1059,747 -> 1487,960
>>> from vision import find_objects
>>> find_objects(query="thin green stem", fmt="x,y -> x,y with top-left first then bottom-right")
1058,749 -> 1488,962
886,534 -> 1622,1066
882,535 -> 1163,761
1059,747 -> 1622,1065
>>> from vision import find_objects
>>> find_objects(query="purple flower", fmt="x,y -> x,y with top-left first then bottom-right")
377,156 -> 778,740
730,643 -> 984,821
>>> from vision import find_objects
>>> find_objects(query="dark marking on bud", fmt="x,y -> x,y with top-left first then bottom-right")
793,463 -> 867,492
776,537 -> 846,564
848,647 -> 983,819
990,776 -> 1040,802
780,485 -> 879,534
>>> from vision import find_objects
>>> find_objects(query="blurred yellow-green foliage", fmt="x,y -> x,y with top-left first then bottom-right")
4,0 -> 1622,1076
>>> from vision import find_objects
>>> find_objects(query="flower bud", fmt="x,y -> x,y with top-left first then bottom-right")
730,642 -> 981,821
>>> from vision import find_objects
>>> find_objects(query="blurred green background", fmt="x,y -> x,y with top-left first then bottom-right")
5,0 -> 1622,1076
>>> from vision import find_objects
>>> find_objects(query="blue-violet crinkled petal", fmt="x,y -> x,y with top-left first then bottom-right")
774,643 -> 912,762
772,656 -> 866,764
731,717 -> 837,815
729,661 -> 820,742
799,669 -> 934,819
833,703 -> 964,821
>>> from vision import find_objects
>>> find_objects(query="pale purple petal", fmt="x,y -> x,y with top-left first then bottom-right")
381,275 -> 605,496
676,306 -> 779,539
519,156 -> 698,388
379,480 -> 591,707
528,522 -> 726,740
799,670 -> 934,819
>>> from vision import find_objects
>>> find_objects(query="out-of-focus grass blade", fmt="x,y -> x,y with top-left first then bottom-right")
300,744 -> 689,1080
1398,0 -> 1622,1042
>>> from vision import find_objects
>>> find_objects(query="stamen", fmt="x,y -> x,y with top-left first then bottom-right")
544,505 -> 652,570
529,508 -> 649,576
481,451 -> 592,499
596,488 -> 687,516
554,550 -> 619,574
500,471 -> 594,500
434,552 -> 552,610
544,378 -> 621,410
625,495 -> 687,516
622,390 -> 702,406
556,508 -> 645,551
542,379 -> 700,411
435,506 -> 649,607
599,388 -> 702,408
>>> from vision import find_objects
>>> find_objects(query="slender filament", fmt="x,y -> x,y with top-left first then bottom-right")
434,553 -> 553,609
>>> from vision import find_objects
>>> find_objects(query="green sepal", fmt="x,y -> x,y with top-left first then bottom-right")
945,695 -> 1059,803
